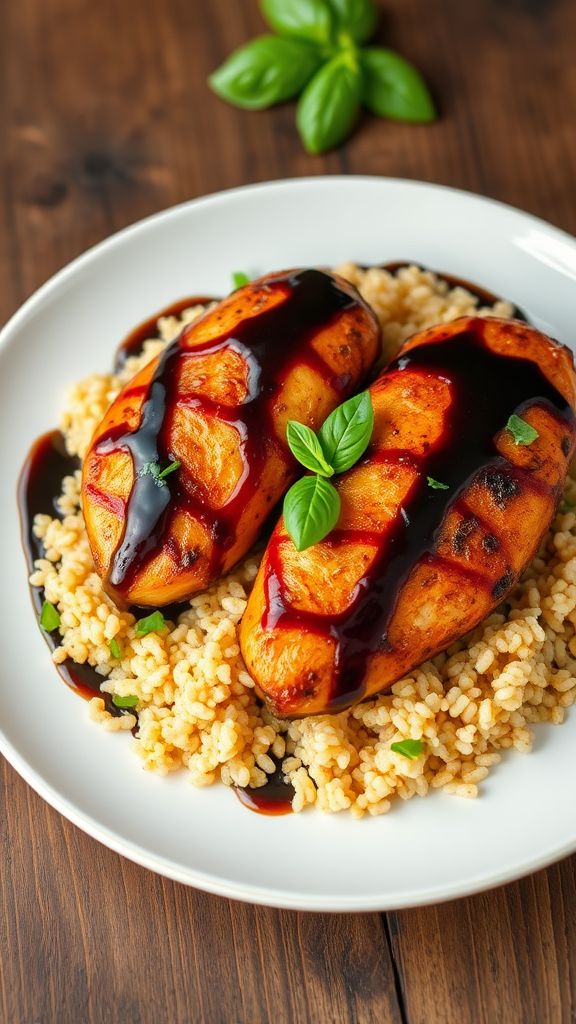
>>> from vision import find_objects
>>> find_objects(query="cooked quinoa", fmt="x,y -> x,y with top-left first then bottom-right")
28,265 -> 576,817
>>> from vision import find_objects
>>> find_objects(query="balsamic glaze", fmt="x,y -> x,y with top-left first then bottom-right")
18,269 -> 548,813
113,296 -> 217,371
95,269 -> 358,597
17,431 -> 129,717
235,760 -> 295,815
263,322 -> 575,710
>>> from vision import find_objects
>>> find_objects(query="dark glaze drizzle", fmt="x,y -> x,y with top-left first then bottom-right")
113,296 -> 218,371
96,269 -> 358,597
263,322 -> 574,710
17,269 -> 551,812
235,760 -> 295,815
17,431 -> 130,717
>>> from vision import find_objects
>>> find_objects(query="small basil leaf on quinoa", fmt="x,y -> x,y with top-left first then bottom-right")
391,738 -> 425,759
109,638 -> 122,659
427,476 -> 449,490
112,694 -> 139,709
40,600 -> 60,632
506,414 -> 539,446
135,610 -> 165,637
232,271 -> 251,289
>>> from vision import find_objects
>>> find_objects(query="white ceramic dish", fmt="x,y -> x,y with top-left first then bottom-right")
2,177 -> 576,912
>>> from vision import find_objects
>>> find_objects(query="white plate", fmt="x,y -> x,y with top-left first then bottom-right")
2,177 -> 576,912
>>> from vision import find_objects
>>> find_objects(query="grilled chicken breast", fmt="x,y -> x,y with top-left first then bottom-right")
240,316 -> 576,717
82,268 -> 380,606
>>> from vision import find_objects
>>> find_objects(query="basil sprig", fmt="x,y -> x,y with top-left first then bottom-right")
286,421 -> 334,476
297,51 -> 362,155
329,0 -> 377,43
361,48 -> 436,123
284,474 -> 341,551
261,0 -> 333,44
208,0 -> 436,154
318,391 -> 373,474
283,391 -> 373,550
209,36 -> 322,110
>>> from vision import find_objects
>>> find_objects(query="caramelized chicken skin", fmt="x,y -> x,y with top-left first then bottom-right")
240,317 -> 576,717
82,269 -> 380,606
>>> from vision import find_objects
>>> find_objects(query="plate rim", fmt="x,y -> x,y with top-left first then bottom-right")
2,174 -> 576,912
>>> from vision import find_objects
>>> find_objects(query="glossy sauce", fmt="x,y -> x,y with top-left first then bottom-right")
95,269 -> 359,596
113,296 -> 217,371
19,268 -> 541,812
17,431 -> 130,717
263,322 -> 575,710
235,761 -> 295,815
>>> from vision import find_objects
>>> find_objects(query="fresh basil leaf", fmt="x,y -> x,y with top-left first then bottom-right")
361,48 -> 436,123
40,600 -> 60,632
135,610 -> 166,637
328,0 -> 377,42
318,391 -> 373,473
209,35 -> 322,110
297,53 -> 362,154
283,475 -> 341,551
391,738 -> 424,760
112,694 -> 139,709
427,476 -> 449,490
506,414 -> 539,446
286,421 -> 334,476
109,638 -> 122,660
261,0 -> 333,44
232,271 -> 250,289
157,460 -> 181,480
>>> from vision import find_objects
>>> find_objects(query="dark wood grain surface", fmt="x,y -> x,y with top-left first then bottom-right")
2,0 -> 576,1021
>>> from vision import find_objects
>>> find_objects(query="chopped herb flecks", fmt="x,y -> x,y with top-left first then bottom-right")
109,638 -> 122,660
427,476 -> 449,490
135,610 -> 166,637
112,694 -> 138,709
157,459 -> 181,480
139,460 -> 181,487
40,600 -> 60,632
232,271 -> 250,289
391,738 -> 425,759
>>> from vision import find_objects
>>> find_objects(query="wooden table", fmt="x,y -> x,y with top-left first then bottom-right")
2,1 -> 576,1020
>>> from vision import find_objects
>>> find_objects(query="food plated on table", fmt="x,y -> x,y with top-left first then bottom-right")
20,260 -> 576,817
4,177 -> 576,909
